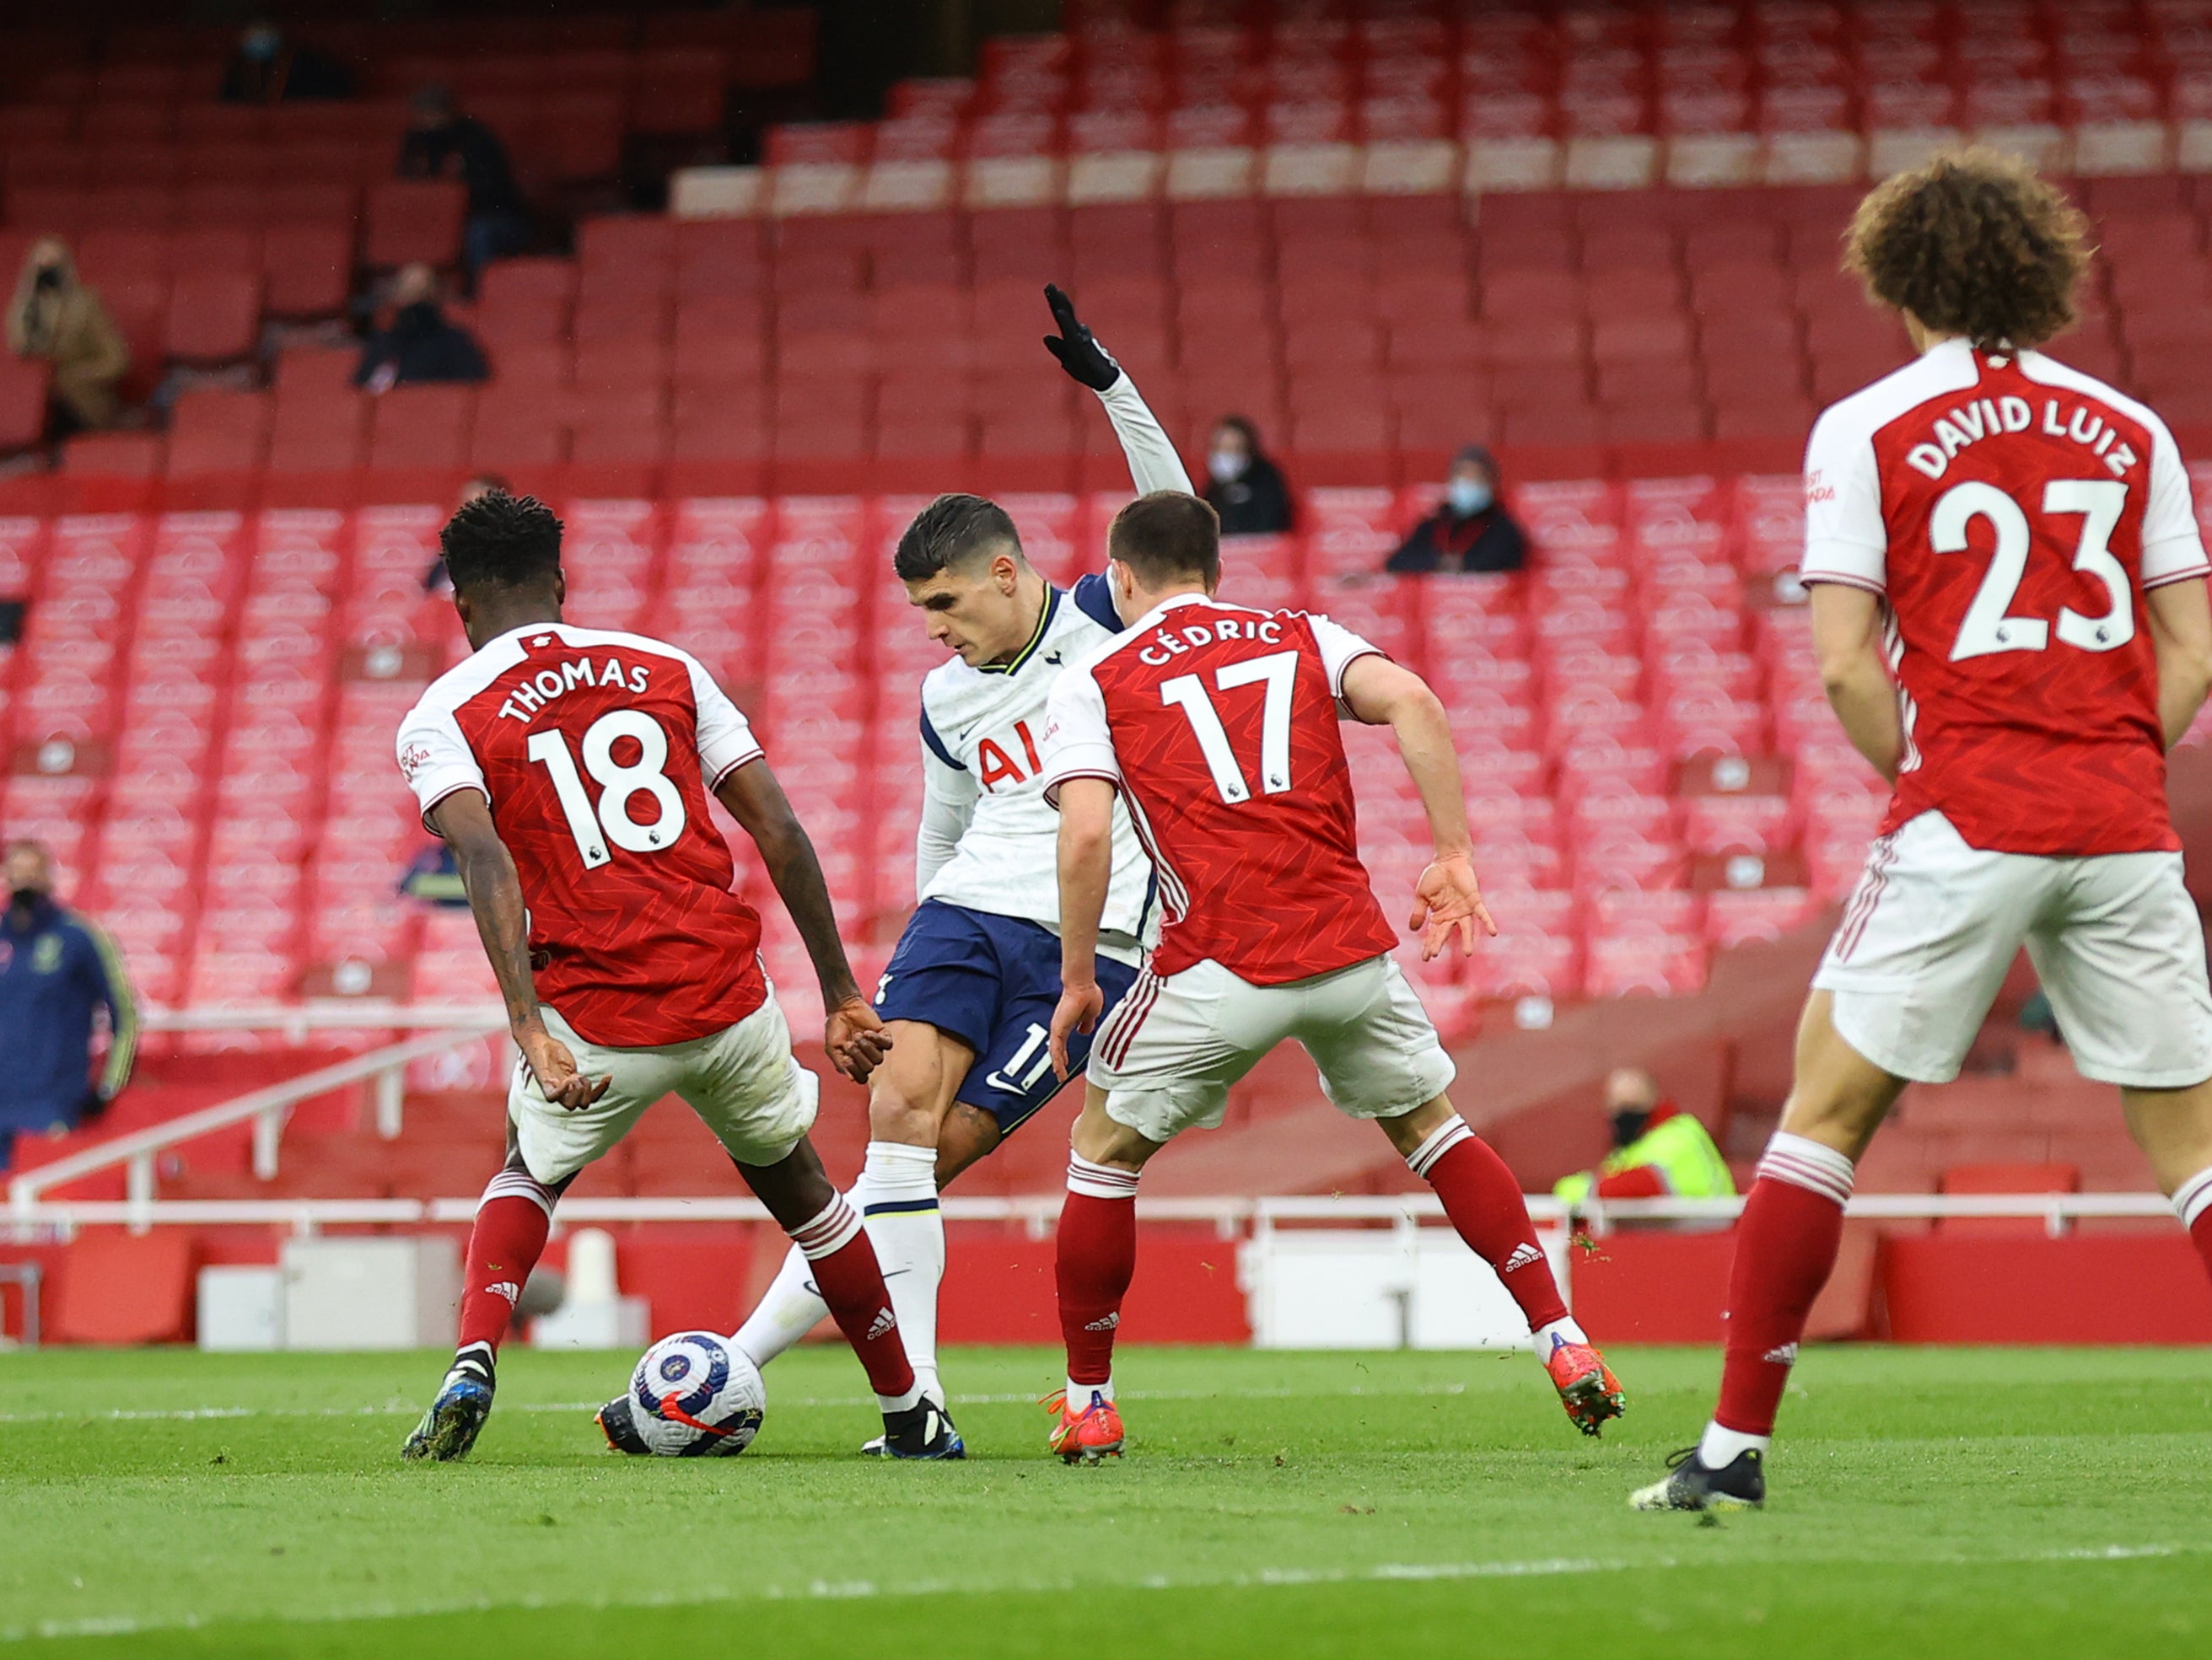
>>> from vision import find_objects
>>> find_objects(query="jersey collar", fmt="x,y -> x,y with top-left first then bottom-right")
1129,591 -> 1210,632
978,583 -> 1061,675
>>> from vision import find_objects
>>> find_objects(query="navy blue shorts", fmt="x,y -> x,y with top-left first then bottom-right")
873,900 -> 1140,1135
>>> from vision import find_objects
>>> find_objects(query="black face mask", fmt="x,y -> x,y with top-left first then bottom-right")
1611,1109 -> 1652,1149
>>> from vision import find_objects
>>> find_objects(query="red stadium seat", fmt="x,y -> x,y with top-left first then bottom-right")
262,223 -> 354,318
363,179 -> 467,270
164,269 -> 262,363
0,357 -> 50,452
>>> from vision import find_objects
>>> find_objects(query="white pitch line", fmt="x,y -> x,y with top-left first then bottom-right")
0,1380 -> 1476,1428
1,1542 -> 2199,1644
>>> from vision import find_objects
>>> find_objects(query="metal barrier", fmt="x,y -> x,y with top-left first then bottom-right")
1,1190 -> 2182,1236
7,1022 -> 507,1228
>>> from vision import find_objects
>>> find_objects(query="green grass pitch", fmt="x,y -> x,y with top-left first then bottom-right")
2,1345 -> 2208,1658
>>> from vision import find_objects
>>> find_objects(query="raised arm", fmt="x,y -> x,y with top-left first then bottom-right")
1340,653 -> 1497,959
1044,283 -> 1195,497
2148,577 -> 2212,750
1808,582 -> 1905,782
715,760 -> 889,1084
430,789 -> 608,1111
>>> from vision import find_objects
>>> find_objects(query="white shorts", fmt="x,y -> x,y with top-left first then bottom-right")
509,998 -> 819,1185
1088,954 -> 1457,1145
1815,809 -> 2212,1088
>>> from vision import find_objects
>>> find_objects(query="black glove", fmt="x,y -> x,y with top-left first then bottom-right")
1042,283 -> 1121,391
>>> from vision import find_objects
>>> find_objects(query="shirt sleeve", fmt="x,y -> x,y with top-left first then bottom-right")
915,733 -> 979,894
396,698 -> 488,835
1305,613 -> 1387,696
2140,416 -> 2211,589
1095,371 -> 1194,497
1040,662 -> 1122,806
684,655 -> 766,787
1799,405 -> 1889,593
85,922 -> 137,1098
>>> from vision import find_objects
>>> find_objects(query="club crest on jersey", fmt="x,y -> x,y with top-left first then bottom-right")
498,657 -> 653,723
1137,614 -> 1282,666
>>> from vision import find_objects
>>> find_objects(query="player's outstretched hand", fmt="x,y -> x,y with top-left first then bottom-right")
1042,283 -> 1122,390
1048,979 -> 1105,1080
519,1023 -> 611,1113
1410,852 -> 1498,960
825,995 -> 892,1085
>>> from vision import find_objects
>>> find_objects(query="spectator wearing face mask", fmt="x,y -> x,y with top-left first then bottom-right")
8,238 -> 130,435
220,17 -> 355,104
1552,1066 -> 1734,1212
1386,446 -> 1528,574
1201,415 -> 1294,537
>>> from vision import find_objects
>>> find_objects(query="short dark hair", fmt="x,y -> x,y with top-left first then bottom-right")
1844,148 -> 2090,350
439,491 -> 563,596
894,493 -> 1023,582
1108,492 -> 1219,589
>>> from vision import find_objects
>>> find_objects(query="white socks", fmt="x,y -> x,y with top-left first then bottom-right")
1067,1375 -> 1114,1406
1699,1421 -> 1770,1466
859,1141 -> 945,1406
728,1145 -> 949,1403
1531,1314 -> 1589,1359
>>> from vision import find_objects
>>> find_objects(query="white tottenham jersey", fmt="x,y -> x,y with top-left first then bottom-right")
912,373 -> 1189,963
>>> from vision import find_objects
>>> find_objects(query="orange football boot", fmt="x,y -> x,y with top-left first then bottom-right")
1543,1338 -> 1627,1437
1043,1386 -> 1125,1464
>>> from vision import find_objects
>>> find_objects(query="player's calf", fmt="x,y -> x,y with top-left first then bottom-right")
401,1162 -> 559,1461
1394,1109 -> 1627,1435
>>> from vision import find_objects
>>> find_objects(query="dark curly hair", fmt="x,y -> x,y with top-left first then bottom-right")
1843,148 -> 2091,351
439,490 -> 563,595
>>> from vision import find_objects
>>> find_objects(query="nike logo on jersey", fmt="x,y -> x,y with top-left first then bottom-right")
1046,652 -> 1063,665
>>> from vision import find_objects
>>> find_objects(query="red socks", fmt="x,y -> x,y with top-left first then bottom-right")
1403,1117 -> 1570,1333
455,1168 -> 557,1363
2177,1167 -> 2212,1281
1713,1133 -> 1854,1437
1058,1157 -> 1140,1389
791,1195 -> 918,1408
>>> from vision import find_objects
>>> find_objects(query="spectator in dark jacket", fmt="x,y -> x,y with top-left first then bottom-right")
399,85 -> 530,275
354,265 -> 489,392
1203,415 -> 1295,536
0,841 -> 135,1167
1386,445 -> 1528,574
220,19 -> 355,104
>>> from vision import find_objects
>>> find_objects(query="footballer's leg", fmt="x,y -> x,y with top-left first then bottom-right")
1304,956 -> 1623,1436
678,994 -> 955,1458
1051,1086 -> 1165,1463
1050,960 -> 1262,1463
2126,1082 -> 2212,1281
854,1019 -> 984,1408
731,1021 -> 976,1380
406,1012 -> 650,1462
1630,991 -> 1906,1511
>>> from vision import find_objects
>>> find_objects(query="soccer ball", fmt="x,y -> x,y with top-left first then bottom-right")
623,1332 -> 766,1457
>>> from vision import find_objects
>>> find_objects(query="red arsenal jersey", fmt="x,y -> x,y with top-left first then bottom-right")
396,622 -> 768,1047
1041,596 -> 1401,985
1802,338 -> 2210,856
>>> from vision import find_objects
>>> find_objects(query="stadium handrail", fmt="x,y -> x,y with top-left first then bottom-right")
137,1003 -> 508,1034
3,1191 -> 2182,1238
6,1024 -> 506,1225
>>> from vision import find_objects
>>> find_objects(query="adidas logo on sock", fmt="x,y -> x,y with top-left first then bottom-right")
486,1281 -> 520,1305
1084,1312 -> 1120,1332
1763,1343 -> 1799,1365
1501,1244 -> 1543,1273
866,1308 -> 898,1340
